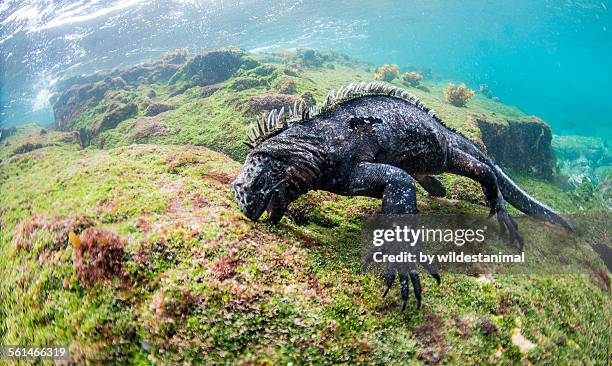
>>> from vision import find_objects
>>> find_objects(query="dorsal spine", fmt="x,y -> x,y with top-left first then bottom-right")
246,80 -> 451,148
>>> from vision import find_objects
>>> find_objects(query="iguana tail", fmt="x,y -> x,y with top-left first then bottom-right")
493,165 -> 574,232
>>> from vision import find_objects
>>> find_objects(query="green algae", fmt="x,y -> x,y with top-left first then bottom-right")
1,142 -> 609,365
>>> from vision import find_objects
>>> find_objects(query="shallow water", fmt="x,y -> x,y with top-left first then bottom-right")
1,0 -> 611,139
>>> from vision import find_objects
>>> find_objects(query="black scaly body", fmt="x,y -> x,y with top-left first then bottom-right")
232,81 -> 573,310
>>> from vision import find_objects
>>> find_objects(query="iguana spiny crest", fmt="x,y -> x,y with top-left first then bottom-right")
244,81 -> 443,149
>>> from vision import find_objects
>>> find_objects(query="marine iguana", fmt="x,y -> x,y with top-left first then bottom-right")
232,81 -> 573,309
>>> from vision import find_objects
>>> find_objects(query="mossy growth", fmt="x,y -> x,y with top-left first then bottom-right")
0,124 -> 81,161
0,143 -> 609,364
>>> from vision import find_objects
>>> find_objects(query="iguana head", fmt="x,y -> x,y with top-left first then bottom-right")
232,153 -> 288,223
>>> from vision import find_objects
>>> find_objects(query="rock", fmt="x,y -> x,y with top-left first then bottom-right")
294,48 -> 323,67
54,82 -> 110,130
199,84 -> 222,98
273,77 -> 297,94
301,92 -> 316,106
249,64 -> 277,77
104,76 -> 127,89
119,65 -> 151,84
169,83 -> 194,97
92,102 -> 138,134
553,135 -> 611,186
12,142 -> 44,156
144,64 -> 180,83
597,176 -> 612,210
53,77 -> 128,131
245,94 -> 305,115
0,126 -> 17,142
130,112 -> 174,141
231,76 -> 268,91
6,129 -> 81,157
53,61 -> 182,131
168,48 -> 258,86
416,84 -> 431,93
511,327 -> 536,353
553,135 -> 609,163
141,99 -> 173,117
54,70 -> 112,93
478,116 -> 556,178
288,48 -> 341,68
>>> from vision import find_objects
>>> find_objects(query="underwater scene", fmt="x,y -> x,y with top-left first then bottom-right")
0,1 -> 610,365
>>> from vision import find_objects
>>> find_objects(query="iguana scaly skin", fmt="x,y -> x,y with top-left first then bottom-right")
232,81 -> 573,309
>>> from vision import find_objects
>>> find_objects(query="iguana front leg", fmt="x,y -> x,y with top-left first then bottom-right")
347,162 -> 439,310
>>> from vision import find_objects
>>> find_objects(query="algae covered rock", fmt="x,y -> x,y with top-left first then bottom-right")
53,80 -> 113,130
245,93 -> 305,115
0,139 -> 610,365
287,48 -> 335,68
553,134 -> 611,186
129,112 -> 174,141
477,116 -> 556,178
0,125 -> 81,160
168,47 -> 259,86
301,91 -> 317,106
92,102 -> 138,134
141,99 -> 173,117
272,76 -> 297,94
0,126 -> 17,142
230,76 -> 268,91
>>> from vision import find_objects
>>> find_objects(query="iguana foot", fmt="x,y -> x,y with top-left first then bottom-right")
365,243 -> 440,310
489,196 -> 524,250
381,263 -> 441,310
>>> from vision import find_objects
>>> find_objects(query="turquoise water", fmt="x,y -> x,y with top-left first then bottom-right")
1,0 -> 611,139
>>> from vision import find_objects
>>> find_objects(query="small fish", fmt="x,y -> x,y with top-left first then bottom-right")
69,231 -> 81,248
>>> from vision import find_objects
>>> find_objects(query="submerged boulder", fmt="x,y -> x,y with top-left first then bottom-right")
129,111 -> 175,141
141,99 -> 174,117
245,94 -> 305,115
53,77 -> 128,131
553,135 -> 612,186
477,116 -> 556,178
272,76 -> 297,94
0,126 -> 17,142
92,102 -> 138,134
0,126 -> 81,159
168,48 -> 259,86
54,83 -> 108,130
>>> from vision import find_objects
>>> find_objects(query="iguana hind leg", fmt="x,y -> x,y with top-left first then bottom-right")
348,162 -> 439,310
415,175 -> 446,197
447,148 -> 525,249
